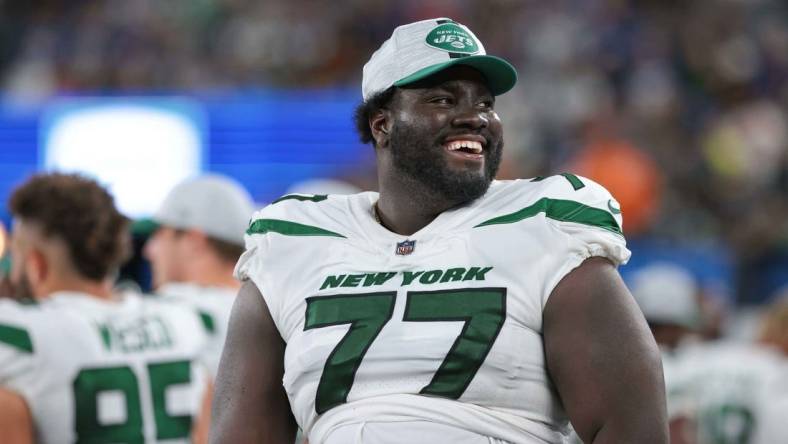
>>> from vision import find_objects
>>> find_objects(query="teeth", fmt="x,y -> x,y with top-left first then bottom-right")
446,140 -> 483,153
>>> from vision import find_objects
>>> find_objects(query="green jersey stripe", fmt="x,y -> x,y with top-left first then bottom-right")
530,173 -> 585,190
272,194 -> 328,204
0,324 -> 33,353
474,198 -> 622,235
198,311 -> 216,335
247,219 -> 346,238
559,173 -> 586,191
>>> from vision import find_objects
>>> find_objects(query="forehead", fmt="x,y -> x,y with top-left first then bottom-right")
397,65 -> 492,97
151,224 -> 180,238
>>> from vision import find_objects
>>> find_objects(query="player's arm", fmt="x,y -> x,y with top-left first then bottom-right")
543,257 -> 668,444
0,387 -> 34,444
209,280 -> 297,444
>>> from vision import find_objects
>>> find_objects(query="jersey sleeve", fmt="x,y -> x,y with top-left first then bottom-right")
234,195 -> 350,339
531,175 -> 631,306
0,301 -> 37,398
234,204 -> 287,335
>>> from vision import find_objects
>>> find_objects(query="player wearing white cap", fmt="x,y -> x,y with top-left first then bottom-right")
629,262 -> 703,351
143,174 -> 256,378
211,18 -> 668,444
628,263 -> 705,443
0,173 -> 211,443
667,341 -> 786,444
663,298 -> 788,444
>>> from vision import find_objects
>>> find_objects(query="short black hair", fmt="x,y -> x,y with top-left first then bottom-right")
353,87 -> 397,146
10,173 -> 131,281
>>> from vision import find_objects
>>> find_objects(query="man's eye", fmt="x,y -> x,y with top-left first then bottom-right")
429,97 -> 453,105
478,100 -> 494,109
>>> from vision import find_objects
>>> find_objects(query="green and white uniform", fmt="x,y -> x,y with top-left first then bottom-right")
157,283 -> 236,377
236,176 -> 630,444
669,342 -> 788,444
0,291 -> 210,444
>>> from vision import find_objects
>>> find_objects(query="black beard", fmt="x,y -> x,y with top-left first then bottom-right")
388,122 -> 503,205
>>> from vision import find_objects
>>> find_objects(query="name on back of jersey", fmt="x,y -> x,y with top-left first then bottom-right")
96,316 -> 174,353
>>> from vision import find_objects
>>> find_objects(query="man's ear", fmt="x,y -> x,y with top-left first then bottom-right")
370,108 -> 392,149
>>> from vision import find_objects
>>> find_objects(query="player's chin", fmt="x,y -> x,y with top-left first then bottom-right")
443,157 -> 488,179
447,176 -> 493,203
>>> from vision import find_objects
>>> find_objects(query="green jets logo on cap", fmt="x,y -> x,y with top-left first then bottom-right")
425,23 -> 479,54
608,199 -> 622,214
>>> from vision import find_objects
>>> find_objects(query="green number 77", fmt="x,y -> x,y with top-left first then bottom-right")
304,287 -> 506,414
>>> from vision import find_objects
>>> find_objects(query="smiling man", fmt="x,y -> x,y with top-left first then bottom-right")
211,18 -> 668,444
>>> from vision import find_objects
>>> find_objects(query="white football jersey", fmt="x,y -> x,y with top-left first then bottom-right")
156,282 -> 236,377
236,176 -> 630,444
753,394 -> 788,444
669,342 -> 788,444
0,291 -> 210,444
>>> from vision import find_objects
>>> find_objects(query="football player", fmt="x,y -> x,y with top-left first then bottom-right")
211,18 -> 668,444
0,173 -> 211,443
665,298 -> 788,444
667,341 -> 786,444
753,299 -> 788,443
143,174 -> 255,378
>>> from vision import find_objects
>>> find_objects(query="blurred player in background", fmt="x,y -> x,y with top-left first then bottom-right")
666,329 -> 787,444
629,263 -> 703,352
759,296 -> 788,355
212,18 -> 667,444
143,174 -> 255,378
0,173 -> 211,443
629,263 -> 704,443
632,270 -> 788,444
753,299 -> 788,443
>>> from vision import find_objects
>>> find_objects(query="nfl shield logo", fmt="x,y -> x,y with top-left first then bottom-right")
395,239 -> 416,255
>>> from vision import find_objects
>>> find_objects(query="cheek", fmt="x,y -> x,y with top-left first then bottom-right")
144,235 -> 175,268
395,110 -> 448,132
168,239 -> 195,270
489,112 -> 503,135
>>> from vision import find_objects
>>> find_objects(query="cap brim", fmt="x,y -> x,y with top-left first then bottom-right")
393,55 -> 517,96
131,218 -> 161,237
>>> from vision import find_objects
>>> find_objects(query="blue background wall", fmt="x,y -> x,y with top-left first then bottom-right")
0,89 -> 375,224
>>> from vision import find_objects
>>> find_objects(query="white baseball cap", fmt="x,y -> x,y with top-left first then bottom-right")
362,18 -> 517,101
629,263 -> 701,329
145,174 -> 255,246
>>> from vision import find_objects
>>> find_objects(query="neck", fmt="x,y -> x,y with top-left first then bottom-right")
40,276 -> 116,301
183,258 -> 240,290
376,171 -> 463,236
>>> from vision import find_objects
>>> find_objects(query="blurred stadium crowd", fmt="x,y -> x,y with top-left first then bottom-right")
0,0 -> 787,443
3,0 -> 787,304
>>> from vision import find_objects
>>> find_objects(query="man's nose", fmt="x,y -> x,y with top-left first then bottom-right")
451,106 -> 489,129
